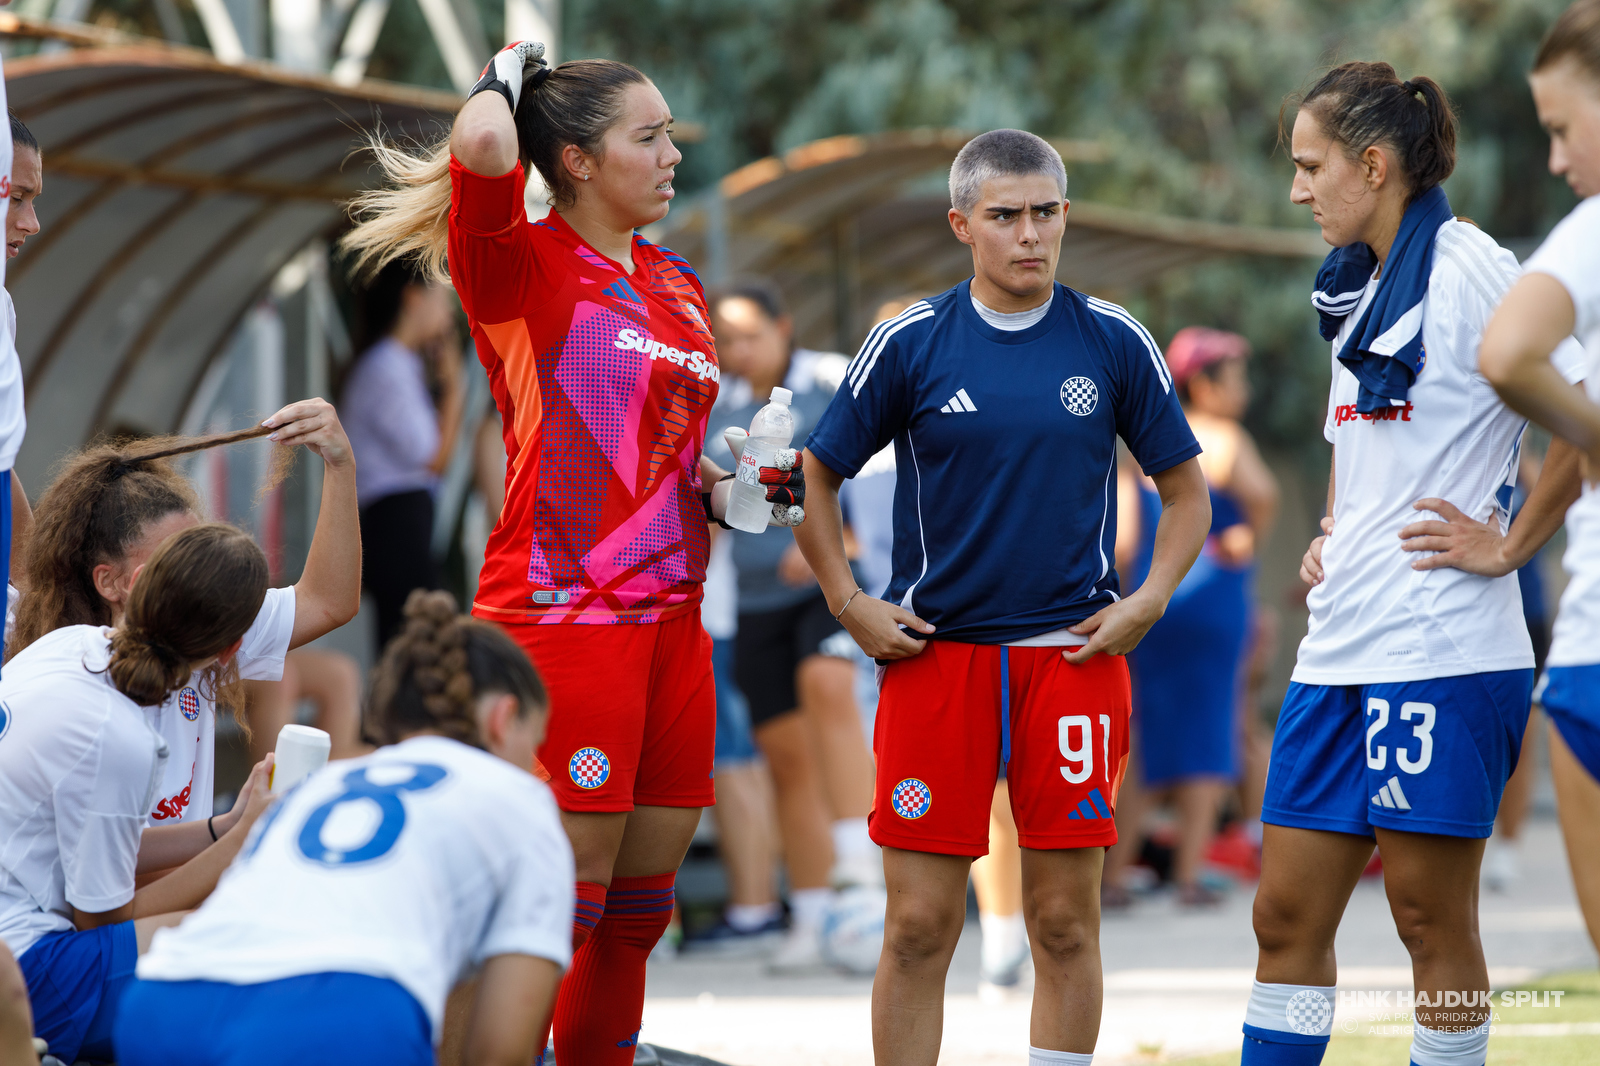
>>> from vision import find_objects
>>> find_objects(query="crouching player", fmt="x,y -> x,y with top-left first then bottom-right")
794,129 -> 1209,1066
115,591 -> 574,1066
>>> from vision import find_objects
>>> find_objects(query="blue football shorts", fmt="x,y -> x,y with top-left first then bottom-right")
16,920 -> 136,1064
115,971 -> 432,1066
1261,669 -> 1533,839
1542,664 -> 1600,782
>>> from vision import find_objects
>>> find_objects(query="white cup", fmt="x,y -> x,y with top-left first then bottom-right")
270,724 -> 332,794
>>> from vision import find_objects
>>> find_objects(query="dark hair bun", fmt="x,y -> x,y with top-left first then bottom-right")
108,524 -> 269,705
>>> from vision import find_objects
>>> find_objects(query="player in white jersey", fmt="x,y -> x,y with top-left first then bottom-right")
0,78 -> 33,667
0,524 -> 278,1063
117,590 -> 572,1066
1239,63 -> 1588,1066
1478,0 -> 1600,958
10,398 -> 360,851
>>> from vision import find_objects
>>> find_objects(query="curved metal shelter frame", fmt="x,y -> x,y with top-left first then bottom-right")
3,38 -> 458,486
649,130 -> 1327,351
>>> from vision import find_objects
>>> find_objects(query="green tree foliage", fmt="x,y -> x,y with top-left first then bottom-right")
566,0 -> 1581,456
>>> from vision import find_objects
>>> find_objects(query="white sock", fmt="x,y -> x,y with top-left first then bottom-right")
831,817 -> 873,859
1409,1018 -> 1490,1066
979,911 -> 1027,972
789,887 -> 833,931
1028,1047 -> 1091,1066
1244,980 -> 1336,1038
725,902 -> 780,932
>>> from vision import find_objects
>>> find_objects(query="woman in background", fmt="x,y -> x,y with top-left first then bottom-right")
342,259 -> 465,652
1107,327 -> 1278,907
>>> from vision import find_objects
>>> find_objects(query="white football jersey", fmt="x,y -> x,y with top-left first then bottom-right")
0,626 -> 168,958
144,586 -> 295,824
1294,219 -> 1588,685
138,735 -> 575,1039
1525,195 -> 1600,668
0,58 -> 22,475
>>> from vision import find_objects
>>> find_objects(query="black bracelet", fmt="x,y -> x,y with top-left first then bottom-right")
702,474 -> 736,530
207,815 -> 218,842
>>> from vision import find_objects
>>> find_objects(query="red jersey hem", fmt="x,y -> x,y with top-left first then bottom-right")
472,594 -> 703,626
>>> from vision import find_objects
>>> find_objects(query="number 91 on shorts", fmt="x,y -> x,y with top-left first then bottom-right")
869,641 -> 1132,856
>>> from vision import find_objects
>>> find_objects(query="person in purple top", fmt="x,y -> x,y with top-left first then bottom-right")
341,260 -> 466,651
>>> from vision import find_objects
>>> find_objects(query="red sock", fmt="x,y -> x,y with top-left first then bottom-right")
573,880 -> 607,948
535,881 -> 607,1066
553,872 -> 675,1066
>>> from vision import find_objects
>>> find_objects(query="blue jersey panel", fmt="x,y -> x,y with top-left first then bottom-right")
1263,670 -> 1533,839
1543,664 -> 1600,782
115,973 -> 432,1066
807,281 -> 1200,644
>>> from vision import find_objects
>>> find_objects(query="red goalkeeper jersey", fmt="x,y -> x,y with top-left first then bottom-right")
447,158 -> 720,625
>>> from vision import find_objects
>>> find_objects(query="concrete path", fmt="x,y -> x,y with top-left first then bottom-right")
640,817 -> 1596,1065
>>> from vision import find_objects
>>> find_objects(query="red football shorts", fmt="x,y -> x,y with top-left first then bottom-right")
871,640 -> 1131,855
502,609 -> 717,813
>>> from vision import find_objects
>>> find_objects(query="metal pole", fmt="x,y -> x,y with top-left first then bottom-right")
504,0 -> 557,59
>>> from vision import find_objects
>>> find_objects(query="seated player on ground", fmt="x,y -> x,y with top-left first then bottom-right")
9,400 -> 361,865
0,524 -> 279,1063
1244,62 -> 1586,1066
795,128 -> 1210,1066
116,590 -> 572,1066
1478,0 -> 1600,959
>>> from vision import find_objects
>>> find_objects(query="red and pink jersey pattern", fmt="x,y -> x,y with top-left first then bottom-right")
448,159 -> 719,625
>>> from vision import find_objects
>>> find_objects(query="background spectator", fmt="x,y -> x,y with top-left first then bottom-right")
1107,327 -> 1279,907
704,281 -> 879,972
342,260 -> 465,652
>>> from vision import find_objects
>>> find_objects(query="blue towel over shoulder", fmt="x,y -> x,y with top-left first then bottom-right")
1310,185 -> 1453,414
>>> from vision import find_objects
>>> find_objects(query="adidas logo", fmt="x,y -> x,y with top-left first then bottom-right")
1065,787 -> 1113,821
1371,775 -> 1412,810
939,388 -> 978,414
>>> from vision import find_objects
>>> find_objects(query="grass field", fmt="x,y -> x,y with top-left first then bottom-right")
1159,971 -> 1600,1066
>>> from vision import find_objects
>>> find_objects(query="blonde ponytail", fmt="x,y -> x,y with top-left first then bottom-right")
341,135 -> 454,284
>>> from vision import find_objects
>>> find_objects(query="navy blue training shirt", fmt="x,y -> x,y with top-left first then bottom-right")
805,280 -> 1201,644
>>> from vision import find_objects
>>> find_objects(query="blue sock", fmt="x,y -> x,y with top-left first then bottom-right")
1241,980 -> 1334,1065
1242,1027 -> 1330,1065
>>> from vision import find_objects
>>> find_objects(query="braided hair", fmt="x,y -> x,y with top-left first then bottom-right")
367,590 -> 546,749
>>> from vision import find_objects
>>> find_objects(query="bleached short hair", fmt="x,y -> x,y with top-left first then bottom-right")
948,129 -> 1068,216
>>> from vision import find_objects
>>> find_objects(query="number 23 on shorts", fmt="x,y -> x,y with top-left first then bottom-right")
1365,698 -> 1435,774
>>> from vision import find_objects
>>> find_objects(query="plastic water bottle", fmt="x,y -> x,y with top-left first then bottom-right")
725,386 -> 794,534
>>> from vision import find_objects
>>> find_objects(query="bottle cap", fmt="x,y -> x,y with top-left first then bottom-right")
769,386 -> 793,405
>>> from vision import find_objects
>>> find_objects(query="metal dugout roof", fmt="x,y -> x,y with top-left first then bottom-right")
2,25 -> 458,487
648,129 -> 1327,351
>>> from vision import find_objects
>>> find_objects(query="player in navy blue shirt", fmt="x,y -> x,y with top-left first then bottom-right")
795,130 -> 1210,1066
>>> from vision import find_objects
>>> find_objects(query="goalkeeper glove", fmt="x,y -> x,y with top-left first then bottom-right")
722,427 -> 806,527
468,40 -> 548,113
